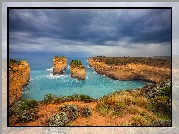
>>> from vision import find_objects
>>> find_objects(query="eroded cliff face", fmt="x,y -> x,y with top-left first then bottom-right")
9,60 -> 30,106
70,67 -> 86,80
70,60 -> 86,80
53,57 -> 67,75
88,58 -> 171,83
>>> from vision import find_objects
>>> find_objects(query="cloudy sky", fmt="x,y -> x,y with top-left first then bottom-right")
2,2 -> 176,58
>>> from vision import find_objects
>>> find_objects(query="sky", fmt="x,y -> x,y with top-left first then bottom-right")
2,2 -> 176,58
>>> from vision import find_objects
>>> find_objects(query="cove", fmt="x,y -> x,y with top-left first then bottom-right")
20,57 -> 151,101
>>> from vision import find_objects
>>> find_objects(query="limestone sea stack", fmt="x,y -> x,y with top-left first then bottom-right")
53,56 -> 67,75
9,59 -> 30,106
70,60 -> 86,80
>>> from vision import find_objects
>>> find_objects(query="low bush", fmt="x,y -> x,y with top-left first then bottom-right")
46,112 -> 70,126
59,104 -> 79,121
9,99 -> 38,124
80,107 -> 92,118
47,104 -> 92,126
151,96 -> 171,116
14,99 -> 38,113
70,60 -> 84,68
39,94 -> 94,105
79,94 -> 94,103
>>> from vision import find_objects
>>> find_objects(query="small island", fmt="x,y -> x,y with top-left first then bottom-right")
9,59 -> 30,106
53,56 -> 67,75
70,60 -> 86,80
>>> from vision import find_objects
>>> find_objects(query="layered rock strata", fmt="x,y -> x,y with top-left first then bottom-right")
88,57 -> 171,83
9,60 -> 30,106
53,56 -> 67,75
70,60 -> 86,80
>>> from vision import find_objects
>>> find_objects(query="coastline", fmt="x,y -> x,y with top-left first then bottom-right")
7,57 -> 172,126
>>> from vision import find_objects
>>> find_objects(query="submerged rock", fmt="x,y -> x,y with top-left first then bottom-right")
53,56 -> 67,75
70,60 -> 86,80
9,59 -> 30,106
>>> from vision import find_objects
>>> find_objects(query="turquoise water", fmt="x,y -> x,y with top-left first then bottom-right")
15,57 -> 150,101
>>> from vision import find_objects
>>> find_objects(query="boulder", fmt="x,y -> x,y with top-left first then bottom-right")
53,56 -> 67,75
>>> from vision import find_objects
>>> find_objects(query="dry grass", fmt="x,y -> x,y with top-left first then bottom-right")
95,89 -> 159,126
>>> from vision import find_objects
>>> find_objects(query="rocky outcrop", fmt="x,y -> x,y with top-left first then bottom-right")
70,60 -> 86,80
53,56 -> 67,75
88,57 -> 171,83
9,59 -> 30,106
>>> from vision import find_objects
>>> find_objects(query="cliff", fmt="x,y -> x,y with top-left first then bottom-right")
9,59 -> 30,106
88,57 -> 171,83
70,60 -> 86,80
53,56 -> 67,75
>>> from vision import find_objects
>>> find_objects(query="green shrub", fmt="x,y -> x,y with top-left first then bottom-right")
95,101 -> 125,117
79,94 -> 94,103
54,56 -> 66,59
80,107 -> 92,118
131,115 -> 148,126
59,104 -> 79,121
151,96 -> 171,116
9,59 -> 21,65
46,112 -> 70,126
20,109 -> 38,123
14,99 -> 38,113
10,99 -> 38,123
159,85 -> 171,97
40,94 -> 53,105
70,60 -> 84,68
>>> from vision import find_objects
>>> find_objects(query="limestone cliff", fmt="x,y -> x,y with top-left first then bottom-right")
53,56 -> 67,75
70,60 -> 86,80
9,59 -> 30,106
88,57 -> 171,83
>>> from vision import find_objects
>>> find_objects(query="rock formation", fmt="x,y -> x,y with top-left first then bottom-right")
70,60 -> 86,80
9,59 -> 30,106
88,57 -> 171,83
53,56 -> 67,75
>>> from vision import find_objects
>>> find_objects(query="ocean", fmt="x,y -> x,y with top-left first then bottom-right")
13,57 -> 150,101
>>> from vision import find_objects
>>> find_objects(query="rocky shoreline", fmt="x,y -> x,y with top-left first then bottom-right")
88,57 -> 171,83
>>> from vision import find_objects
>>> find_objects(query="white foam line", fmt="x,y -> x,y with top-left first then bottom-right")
46,67 -> 54,72
46,73 -> 69,79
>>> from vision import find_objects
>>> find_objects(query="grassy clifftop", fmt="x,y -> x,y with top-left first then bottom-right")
88,56 -> 171,83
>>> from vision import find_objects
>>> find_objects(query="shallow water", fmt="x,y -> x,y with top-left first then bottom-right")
14,57 -> 150,100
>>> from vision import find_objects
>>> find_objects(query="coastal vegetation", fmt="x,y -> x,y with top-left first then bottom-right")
9,76 -> 171,126
92,56 -> 171,68
70,60 -> 85,69
8,56 -> 171,126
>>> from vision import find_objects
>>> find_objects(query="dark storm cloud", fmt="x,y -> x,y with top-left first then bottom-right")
9,9 -> 171,56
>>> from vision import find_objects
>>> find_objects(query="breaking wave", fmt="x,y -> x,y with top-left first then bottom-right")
46,67 -> 53,72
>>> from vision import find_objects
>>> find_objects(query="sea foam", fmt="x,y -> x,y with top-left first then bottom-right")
46,67 -> 54,72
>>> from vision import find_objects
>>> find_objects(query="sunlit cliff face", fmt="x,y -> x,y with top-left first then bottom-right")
53,56 -> 67,75
9,60 -> 30,106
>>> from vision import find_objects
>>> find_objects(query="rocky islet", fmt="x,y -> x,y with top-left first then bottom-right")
70,60 -> 86,80
53,56 -> 67,75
